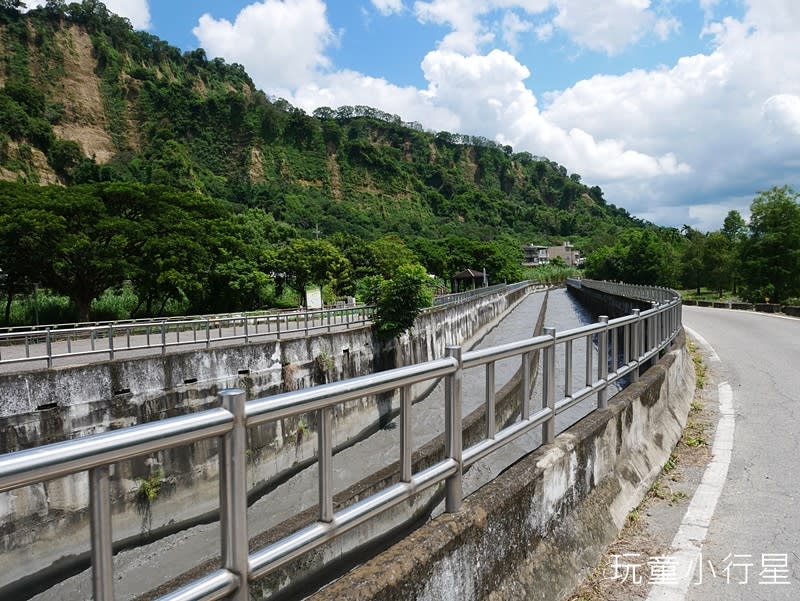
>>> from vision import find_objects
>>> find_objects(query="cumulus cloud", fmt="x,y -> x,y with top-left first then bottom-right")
193,0 -> 336,91
538,0 -> 800,225
412,0 -> 679,55
551,0 -> 676,55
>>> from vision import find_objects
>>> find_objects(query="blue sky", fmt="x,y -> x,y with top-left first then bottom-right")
28,1 -> 800,231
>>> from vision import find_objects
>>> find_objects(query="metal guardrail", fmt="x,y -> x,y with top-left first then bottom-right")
432,283 -> 508,306
0,306 -> 375,368
0,282 -> 682,601
569,278 -> 677,303
0,282 -> 544,369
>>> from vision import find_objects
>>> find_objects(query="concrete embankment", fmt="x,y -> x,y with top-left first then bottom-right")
308,330 -> 694,601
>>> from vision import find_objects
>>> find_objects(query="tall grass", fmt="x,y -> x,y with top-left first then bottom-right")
522,264 -> 582,285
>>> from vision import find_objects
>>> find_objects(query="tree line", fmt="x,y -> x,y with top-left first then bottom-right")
585,186 -> 800,304
0,181 -> 525,329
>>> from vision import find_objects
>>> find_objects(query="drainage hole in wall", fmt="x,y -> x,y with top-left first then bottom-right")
113,388 -> 131,396
238,369 -> 251,375
184,377 -> 198,385
36,402 -> 59,411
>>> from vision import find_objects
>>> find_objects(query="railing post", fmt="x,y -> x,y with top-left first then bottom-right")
161,321 -> 166,355
244,317 -> 249,343
543,327 -> 556,443
219,388 -> 249,601
400,385 -> 412,482
46,327 -> 52,368
597,316 -> 609,409
564,338 -> 573,399
206,318 -> 211,349
318,406 -> 334,523
631,309 -> 642,382
108,325 -> 114,360
445,346 -> 463,513
89,465 -> 113,601
521,351 -> 531,419
650,301 -> 658,353
485,362 -> 496,438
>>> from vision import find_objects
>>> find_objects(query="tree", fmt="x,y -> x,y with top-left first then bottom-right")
702,232 -> 734,297
0,183 -> 64,324
721,209 -> 747,293
45,184 -> 137,320
740,186 -> 800,303
373,263 -> 433,339
585,229 -> 677,287
276,239 -> 350,307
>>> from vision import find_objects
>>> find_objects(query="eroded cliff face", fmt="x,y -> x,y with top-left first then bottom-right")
49,24 -> 116,164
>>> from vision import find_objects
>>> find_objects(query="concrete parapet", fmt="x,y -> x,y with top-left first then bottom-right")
307,332 -> 694,601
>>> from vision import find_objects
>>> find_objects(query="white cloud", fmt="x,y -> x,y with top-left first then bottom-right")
762,94 -> 800,136
535,22 -> 553,41
411,1 -> 679,56
501,11 -> 533,52
551,0 -> 676,55
103,0 -> 151,29
371,0 -> 405,15
538,1 -> 800,226
192,0 -> 336,91
25,0 -> 151,29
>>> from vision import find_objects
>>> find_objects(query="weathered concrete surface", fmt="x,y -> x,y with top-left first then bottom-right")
0,284 -> 539,594
565,281 -> 651,318
306,332 -> 694,601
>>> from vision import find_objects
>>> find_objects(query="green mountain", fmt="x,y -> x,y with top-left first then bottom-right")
0,1 -> 661,323
0,2 -> 640,242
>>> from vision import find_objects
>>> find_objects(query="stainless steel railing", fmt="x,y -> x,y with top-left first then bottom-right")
0,305 -> 375,368
0,282 -> 682,601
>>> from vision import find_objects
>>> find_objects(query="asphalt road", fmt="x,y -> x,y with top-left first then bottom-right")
680,306 -> 800,600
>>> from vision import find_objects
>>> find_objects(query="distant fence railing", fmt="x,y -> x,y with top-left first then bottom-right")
0,306 -> 375,368
569,278 -> 678,304
0,282 -> 549,370
0,282 -> 682,601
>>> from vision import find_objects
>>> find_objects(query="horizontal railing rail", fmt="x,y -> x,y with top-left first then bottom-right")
0,305 -> 376,369
0,281 -> 682,601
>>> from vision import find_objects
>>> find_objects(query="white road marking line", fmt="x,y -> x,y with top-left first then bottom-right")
645,328 -> 734,601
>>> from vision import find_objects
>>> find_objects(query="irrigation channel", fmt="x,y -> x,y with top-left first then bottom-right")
31,287 -> 614,601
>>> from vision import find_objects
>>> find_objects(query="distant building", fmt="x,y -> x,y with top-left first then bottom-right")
521,241 -> 584,267
521,245 -> 549,266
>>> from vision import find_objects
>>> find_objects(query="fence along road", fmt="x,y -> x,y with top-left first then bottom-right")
0,281 -> 681,601
0,283 -> 532,374
0,305 -> 375,373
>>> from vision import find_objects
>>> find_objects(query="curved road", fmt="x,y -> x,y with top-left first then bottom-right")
678,306 -> 800,600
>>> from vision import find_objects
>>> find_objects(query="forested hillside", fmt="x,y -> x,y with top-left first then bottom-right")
0,1 -> 655,325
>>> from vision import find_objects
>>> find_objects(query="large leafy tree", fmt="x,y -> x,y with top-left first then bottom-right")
740,186 -> 800,303
45,184 -> 138,321
585,228 -> 678,287
0,182 -> 64,324
373,263 -> 434,339
275,238 -> 350,307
